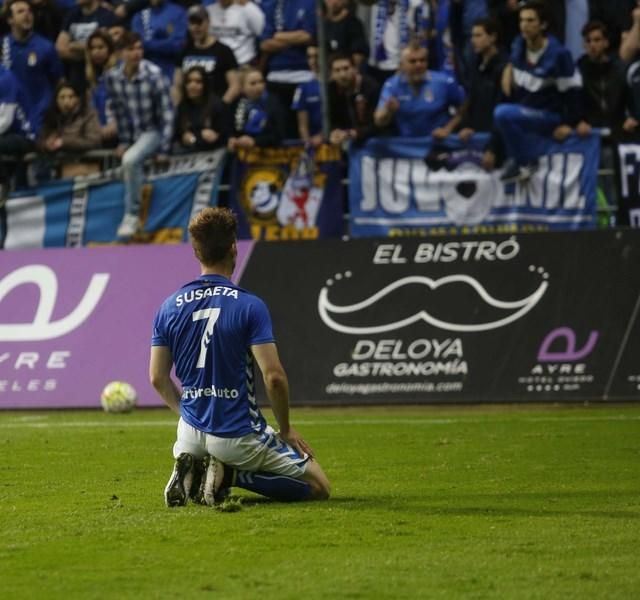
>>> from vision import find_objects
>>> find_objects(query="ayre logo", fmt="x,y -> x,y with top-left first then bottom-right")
537,327 -> 599,363
0,265 -> 110,341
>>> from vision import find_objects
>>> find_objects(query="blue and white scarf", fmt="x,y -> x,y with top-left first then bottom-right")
373,0 -> 410,63
275,0 -> 286,32
141,8 -> 153,42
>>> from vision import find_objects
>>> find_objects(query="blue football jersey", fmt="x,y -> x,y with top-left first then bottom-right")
152,274 -> 274,437
376,71 -> 465,137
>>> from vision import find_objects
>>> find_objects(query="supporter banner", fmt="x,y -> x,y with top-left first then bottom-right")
616,142 -> 640,227
0,242 -> 253,409
0,150 -> 227,249
240,230 -> 640,404
228,144 -> 344,241
349,135 -> 600,237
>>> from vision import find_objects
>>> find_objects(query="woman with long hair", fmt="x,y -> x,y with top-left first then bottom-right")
174,66 -> 230,151
85,29 -> 118,143
38,80 -> 102,177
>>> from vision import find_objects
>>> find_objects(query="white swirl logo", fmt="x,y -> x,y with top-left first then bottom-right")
0,265 -> 110,341
318,267 -> 548,335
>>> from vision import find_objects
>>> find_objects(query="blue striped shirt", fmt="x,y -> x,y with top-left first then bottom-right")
0,65 -> 33,139
0,33 -> 64,134
510,35 -> 582,124
131,2 -> 187,83
104,59 -> 174,152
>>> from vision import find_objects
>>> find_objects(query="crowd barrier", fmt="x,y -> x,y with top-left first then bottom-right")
2,230 -> 639,409
1,149 -> 227,248
3,132 -> 631,247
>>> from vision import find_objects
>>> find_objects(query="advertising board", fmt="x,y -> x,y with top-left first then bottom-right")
240,231 -> 640,404
0,242 -> 253,408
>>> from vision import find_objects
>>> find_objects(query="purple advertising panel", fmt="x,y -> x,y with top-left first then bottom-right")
0,242 -> 254,409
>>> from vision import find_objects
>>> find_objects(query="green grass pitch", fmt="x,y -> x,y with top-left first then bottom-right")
1,405 -> 639,599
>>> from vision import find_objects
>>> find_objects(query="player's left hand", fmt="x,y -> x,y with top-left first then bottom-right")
278,427 -> 315,459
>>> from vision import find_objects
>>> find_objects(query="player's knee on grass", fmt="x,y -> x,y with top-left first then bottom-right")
304,461 -> 331,500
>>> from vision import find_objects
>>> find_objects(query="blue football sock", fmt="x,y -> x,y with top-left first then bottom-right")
235,470 -> 311,502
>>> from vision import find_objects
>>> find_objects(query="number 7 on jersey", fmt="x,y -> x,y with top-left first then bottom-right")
192,308 -> 221,368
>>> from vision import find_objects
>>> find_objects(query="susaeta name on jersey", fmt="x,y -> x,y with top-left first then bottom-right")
0,351 -> 69,393
176,285 -> 239,307
332,338 -> 467,377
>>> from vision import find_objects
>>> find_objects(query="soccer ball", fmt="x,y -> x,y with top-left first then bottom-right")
100,381 -> 137,413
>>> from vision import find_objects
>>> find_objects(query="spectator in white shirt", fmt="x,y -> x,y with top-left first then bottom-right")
207,0 -> 265,66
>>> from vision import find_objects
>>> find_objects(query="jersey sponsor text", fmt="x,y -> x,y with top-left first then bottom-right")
182,385 -> 239,399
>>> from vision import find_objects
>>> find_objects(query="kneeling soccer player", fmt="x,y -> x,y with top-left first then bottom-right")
149,207 -> 330,506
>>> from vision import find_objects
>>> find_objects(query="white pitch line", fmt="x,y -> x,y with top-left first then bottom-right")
0,415 -> 639,429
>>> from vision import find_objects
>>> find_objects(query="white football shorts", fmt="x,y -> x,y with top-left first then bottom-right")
172,417 -> 310,478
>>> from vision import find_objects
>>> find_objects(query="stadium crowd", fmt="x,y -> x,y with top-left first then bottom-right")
1,0 -> 640,236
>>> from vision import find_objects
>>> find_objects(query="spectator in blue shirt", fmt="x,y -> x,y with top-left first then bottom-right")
0,63 -> 33,197
260,0 -> 316,138
105,31 -> 174,239
374,41 -> 465,138
292,45 -> 323,146
131,0 -> 187,83
55,0 -> 117,91
0,0 -> 62,40
0,63 -> 32,143
1,0 -> 64,134
494,0 -> 588,180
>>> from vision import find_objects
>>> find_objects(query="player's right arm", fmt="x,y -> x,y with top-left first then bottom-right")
251,342 -> 314,458
149,345 -> 181,416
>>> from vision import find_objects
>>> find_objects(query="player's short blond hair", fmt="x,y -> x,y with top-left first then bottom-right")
188,207 -> 237,266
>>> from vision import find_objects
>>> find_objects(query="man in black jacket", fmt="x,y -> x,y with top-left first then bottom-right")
456,18 -> 507,170
458,18 -> 507,139
327,53 -> 381,146
577,19 -> 637,135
